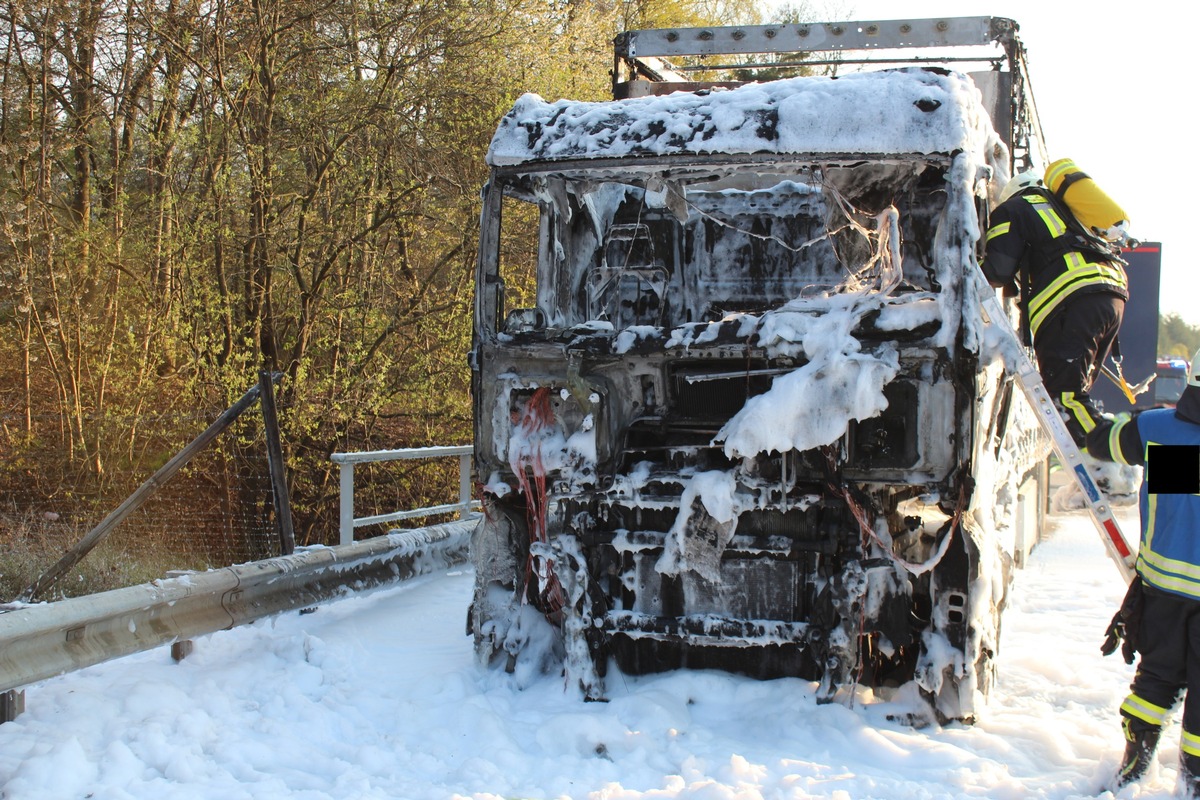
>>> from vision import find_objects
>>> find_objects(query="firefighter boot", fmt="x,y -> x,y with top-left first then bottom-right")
1054,391 -> 1105,450
1182,752 -> 1200,800
1115,715 -> 1162,788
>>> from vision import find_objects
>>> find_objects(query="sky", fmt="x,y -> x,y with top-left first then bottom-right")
783,0 -> 1200,330
0,499 -> 1185,799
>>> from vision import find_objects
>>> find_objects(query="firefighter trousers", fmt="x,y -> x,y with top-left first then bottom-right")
1033,292 -> 1124,446
1119,584 -> 1200,766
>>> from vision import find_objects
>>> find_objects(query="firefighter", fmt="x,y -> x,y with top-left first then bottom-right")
1085,347 -> 1200,796
981,168 -> 1129,447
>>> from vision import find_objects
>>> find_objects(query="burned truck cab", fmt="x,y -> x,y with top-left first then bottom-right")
469,17 -> 1050,722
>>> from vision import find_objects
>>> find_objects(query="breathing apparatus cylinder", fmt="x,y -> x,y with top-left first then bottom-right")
1044,158 -> 1129,241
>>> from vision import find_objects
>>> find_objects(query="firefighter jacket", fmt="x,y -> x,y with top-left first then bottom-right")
1087,408 -> 1200,602
981,188 -> 1128,339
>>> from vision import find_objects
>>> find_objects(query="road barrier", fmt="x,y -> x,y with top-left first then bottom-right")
330,445 -> 478,545
0,517 -> 476,712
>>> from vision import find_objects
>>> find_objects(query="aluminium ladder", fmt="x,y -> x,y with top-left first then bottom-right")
973,268 -> 1137,584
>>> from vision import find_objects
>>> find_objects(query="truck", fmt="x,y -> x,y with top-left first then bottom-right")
1156,356 -> 1190,407
468,17 -> 1052,723
1089,243 -> 1164,414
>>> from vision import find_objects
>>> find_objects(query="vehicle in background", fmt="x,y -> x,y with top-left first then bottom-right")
1156,356 -> 1190,406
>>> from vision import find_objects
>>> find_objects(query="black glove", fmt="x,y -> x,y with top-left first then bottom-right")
1101,610 -> 1129,662
1101,575 -> 1143,665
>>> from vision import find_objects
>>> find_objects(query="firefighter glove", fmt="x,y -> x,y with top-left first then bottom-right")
1101,610 -> 1129,662
1101,575 -> 1143,665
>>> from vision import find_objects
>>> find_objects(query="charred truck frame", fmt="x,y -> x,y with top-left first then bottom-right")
469,17 -> 1051,722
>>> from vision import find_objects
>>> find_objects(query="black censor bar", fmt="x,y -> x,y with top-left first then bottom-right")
1146,444 -> 1200,495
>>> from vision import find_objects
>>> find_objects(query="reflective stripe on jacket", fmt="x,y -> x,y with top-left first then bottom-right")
1134,411 -> 1200,601
1093,410 -> 1200,601
981,189 -> 1128,338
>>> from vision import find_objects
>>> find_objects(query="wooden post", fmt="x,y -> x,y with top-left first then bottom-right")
171,640 -> 194,662
259,371 -> 295,555
18,381 -> 266,603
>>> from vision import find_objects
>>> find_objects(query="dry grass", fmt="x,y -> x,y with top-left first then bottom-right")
0,506 -> 211,603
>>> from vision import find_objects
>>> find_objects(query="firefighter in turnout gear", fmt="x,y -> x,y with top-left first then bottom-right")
981,165 -> 1129,447
1085,348 -> 1200,796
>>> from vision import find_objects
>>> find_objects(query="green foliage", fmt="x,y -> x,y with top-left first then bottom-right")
1158,313 -> 1200,360
0,0 -> 751,559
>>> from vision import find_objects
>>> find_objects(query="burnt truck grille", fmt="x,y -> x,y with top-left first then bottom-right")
669,362 -> 774,422
616,551 -> 809,621
664,363 -> 921,468
582,504 -> 856,555
582,502 -> 860,626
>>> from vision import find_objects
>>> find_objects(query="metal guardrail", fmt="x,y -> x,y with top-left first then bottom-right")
330,445 -> 478,546
0,518 -> 476,698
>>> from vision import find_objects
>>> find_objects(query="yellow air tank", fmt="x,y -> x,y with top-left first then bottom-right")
1044,158 -> 1129,241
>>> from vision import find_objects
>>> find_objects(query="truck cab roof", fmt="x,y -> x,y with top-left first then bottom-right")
486,68 -> 1002,169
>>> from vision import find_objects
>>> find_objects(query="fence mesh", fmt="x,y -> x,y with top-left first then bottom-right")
0,406 -> 472,601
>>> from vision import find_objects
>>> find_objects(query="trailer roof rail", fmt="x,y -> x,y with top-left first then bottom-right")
613,17 -> 1023,94
614,17 -> 1018,61
611,16 -> 1047,173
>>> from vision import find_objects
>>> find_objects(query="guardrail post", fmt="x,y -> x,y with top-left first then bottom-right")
459,453 -> 472,519
339,461 -> 355,546
1,689 -> 25,723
